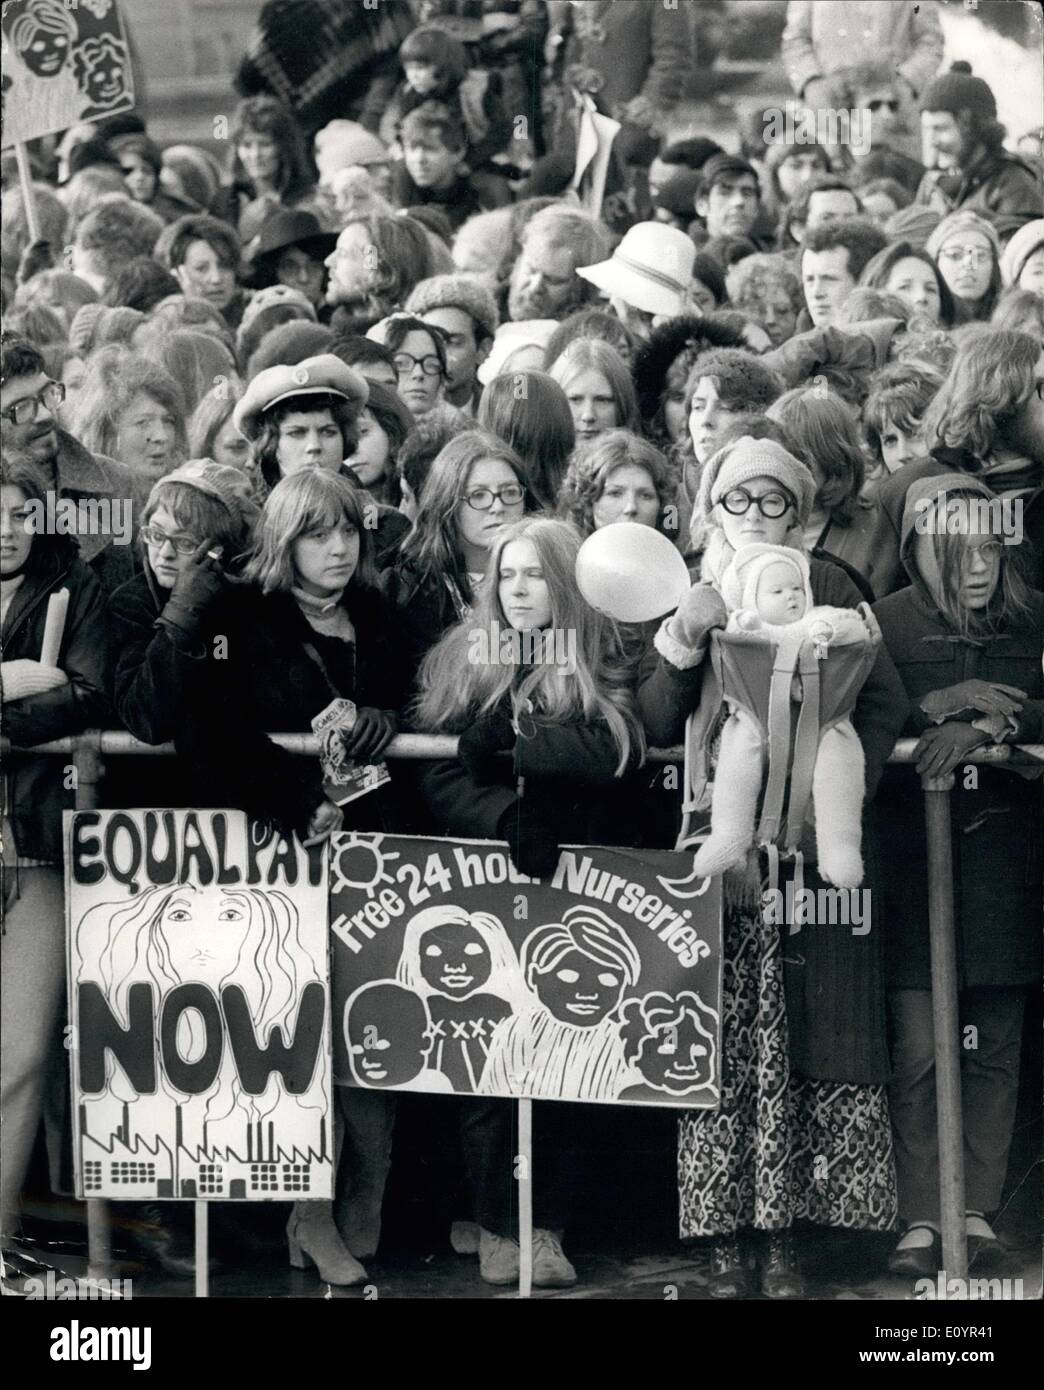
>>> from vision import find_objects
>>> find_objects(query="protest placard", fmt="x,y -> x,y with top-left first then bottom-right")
1,0 -> 135,147
66,809 -> 332,1202
330,834 -> 723,1109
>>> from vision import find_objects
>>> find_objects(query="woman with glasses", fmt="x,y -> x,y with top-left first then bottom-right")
637,434 -> 908,1298
926,211 -> 1002,325
873,475 -> 1042,1280
384,429 -> 528,673
369,313 -> 448,421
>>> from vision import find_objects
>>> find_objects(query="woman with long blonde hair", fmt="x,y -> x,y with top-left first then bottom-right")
411,515 -> 645,1290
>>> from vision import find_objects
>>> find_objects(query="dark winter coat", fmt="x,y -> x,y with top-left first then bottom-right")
915,149 -> 1044,236
415,690 -> 643,852
390,166 -> 486,231
872,481 -> 1043,991
636,551 -> 909,1085
381,559 -> 471,679
51,429 -> 139,600
177,582 -> 413,837
2,538 -> 111,861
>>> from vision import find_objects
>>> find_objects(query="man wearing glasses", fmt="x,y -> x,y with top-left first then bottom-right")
0,335 -> 137,597
915,66 -> 1043,234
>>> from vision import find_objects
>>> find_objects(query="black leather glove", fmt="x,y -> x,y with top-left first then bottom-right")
458,705 -> 516,784
157,541 -> 225,638
497,797 -> 561,879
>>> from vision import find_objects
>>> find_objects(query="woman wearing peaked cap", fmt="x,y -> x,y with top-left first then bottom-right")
234,353 -> 410,567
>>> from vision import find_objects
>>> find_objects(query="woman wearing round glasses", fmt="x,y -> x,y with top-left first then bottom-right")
384,429 -> 528,668
638,434 -> 908,1299
926,211 -> 1002,325
369,314 -> 448,420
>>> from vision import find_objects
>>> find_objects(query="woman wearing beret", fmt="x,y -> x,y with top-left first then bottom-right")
233,353 -> 409,567
638,434 -> 908,1298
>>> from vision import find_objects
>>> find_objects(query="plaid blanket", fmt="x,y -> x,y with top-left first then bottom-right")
235,0 -> 418,136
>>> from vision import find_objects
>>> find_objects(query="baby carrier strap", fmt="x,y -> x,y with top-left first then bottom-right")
676,637 -> 726,850
784,640 -> 822,851
756,624 -> 807,847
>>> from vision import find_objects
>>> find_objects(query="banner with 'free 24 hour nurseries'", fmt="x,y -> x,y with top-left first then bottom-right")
330,834 -> 723,1109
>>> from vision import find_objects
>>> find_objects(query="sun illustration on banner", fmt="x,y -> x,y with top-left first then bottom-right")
329,833 -> 400,898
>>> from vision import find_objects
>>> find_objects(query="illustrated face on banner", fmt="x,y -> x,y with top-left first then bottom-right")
72,35 -> 130,111
418,921 -> 493,998
13,3 -> 76,78
346,982 -> 430,1086
158,889 -> 251,988
633,1005 -> 715,1095
532,947 -> 626,1027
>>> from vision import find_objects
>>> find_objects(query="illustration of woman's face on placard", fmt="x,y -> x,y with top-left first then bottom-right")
635,1006 -> 715,1095
158,889 -> 251,988
16,12 -> 74,78
418,922 -> 492,998
346,983 -> 429,1087
533,948 -> 626,1028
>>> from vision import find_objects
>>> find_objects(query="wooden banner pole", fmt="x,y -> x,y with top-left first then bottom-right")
194,1200 -> 209,1298
13,142 -> 40,243
518,1098 -> 533,1299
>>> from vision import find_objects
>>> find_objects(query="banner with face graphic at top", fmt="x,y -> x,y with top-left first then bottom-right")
330,834 -> 723,1109
66,810 -> 332,1201
2,0 -> 135,148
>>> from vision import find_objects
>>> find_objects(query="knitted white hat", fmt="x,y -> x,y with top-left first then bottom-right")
720,542 -> 812,613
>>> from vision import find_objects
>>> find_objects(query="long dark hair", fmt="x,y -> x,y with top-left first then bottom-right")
229,96 -> 315,203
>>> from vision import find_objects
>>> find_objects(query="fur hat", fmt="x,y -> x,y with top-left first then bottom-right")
999,217 -> 1044,287
920,62 -> 997,121
721,542 -> 813,612
926,209 -> 1001,263
149,458 -> 259,546
698,435 -> 817,527
405,273 -> 499,340
630,313 -> 744,422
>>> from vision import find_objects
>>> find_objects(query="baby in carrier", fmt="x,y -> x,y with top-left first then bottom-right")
692,544 -> 874,887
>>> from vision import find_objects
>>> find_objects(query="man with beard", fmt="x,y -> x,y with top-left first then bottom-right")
0,335 -> 136,597
504,206 -> 610,325
916,64 -> 1043,236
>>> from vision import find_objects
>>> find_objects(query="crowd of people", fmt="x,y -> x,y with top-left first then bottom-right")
1,0 -> 1042,1299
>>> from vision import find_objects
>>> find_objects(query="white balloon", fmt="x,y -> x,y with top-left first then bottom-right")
575,522 -> 691,623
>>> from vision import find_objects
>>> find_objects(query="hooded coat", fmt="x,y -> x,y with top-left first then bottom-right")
872,475 -> 1043,990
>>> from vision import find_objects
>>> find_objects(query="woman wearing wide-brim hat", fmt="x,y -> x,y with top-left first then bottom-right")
242,208 -> 337,315
233,353 -> 409,567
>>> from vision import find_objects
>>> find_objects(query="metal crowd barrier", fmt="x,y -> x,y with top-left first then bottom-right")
3,731 -> 1041,1295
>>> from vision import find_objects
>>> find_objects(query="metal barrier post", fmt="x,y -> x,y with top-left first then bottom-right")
72,733 -> 115,1282
921,769 -> 967,1287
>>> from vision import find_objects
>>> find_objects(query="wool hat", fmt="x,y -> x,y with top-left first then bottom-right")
883,203 -> 943,250
999,217 -> 1044,287
68,303 -> 144,356
161,145 -> 221,213
405,273 -> 500,340
237,284 -> 318,340
925,208 -> 1001,263
148,458 -> 260,546
698,435 -> 817,527
577,222 -> 697,319
233,354 -> 368,441
314,120 -> 390,182
720,542 -> 813,613
920,63 -> 997,121
653,168 -> 701,220
476,320 -> 558,386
